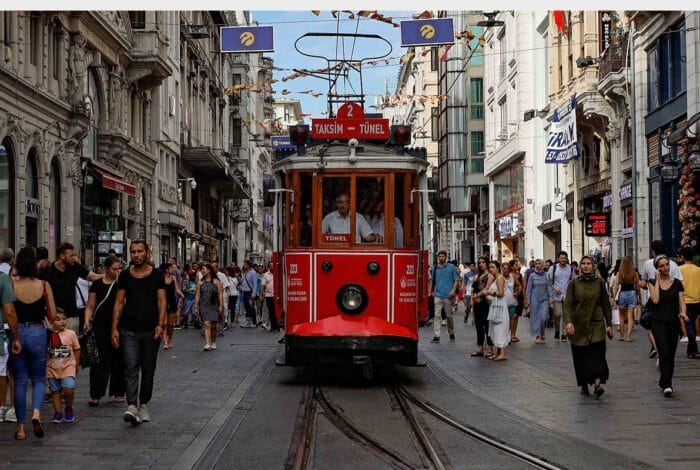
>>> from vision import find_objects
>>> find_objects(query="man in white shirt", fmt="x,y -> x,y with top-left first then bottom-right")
0,248 -> 13,275
367,199 -> 404,248
261,261 -> 280,332
212,262 -> 231,324
322,193 -> 381,243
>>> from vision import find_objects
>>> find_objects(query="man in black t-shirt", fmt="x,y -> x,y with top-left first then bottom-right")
42,242 -> 103,333
112,239 -> 166,425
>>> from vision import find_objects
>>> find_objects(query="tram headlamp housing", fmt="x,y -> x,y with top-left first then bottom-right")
336,284 -> 368,315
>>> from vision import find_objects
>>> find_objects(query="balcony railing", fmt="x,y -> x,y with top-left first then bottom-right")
599,37 -> 628,80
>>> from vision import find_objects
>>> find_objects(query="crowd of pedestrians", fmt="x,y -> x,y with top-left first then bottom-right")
0,239 -> 280,440
429,239 -> 699,400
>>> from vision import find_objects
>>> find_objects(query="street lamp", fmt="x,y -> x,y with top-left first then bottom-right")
178,177 -> 197,190
688,143 -> 700,173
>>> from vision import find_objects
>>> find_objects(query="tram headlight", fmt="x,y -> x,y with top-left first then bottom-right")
336,284 -> 368,315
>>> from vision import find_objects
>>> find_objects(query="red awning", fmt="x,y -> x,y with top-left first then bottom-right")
93,167 -> 136,196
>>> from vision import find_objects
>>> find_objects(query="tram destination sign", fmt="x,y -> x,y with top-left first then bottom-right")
311,103 -> 390,140
585,213 -> 610,236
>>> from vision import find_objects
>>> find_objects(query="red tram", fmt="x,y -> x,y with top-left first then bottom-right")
269,109 -> 430,371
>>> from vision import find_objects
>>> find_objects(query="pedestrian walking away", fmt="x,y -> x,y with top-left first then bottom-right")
678,246 -> 700,359
647,255 -> 688,398
548,251 -> 573,341
10,247 -> 56,439
262,261 -> 280,332
612,257 -> 641,342
563,256 -> 613,398
429,250 -> 460,343
526,259 -> 550,343
111,239 -> 167,425
160,262 -> 183,350
83,256 -> 125,406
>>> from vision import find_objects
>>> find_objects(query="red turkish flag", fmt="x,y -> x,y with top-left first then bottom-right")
553,11 -> 568,34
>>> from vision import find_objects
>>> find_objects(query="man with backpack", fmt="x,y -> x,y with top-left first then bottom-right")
429,250 -> 460,343
548,251 -> 573,341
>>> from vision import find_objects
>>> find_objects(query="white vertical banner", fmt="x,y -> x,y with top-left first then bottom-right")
545,95 -> 579,164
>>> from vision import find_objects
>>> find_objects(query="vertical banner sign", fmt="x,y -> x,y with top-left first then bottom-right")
220,25 -> 274,53
545,95 -> 579,164
600,12 -> 612,52
400,18 -> 455,47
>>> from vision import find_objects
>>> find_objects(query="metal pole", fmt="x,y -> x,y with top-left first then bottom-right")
450,214 -> 456,261
629,21 -> 639,269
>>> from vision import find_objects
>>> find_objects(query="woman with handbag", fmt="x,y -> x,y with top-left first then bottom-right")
647,255 -> 688,398
485,261 -> 509,361
469,257 -> 494,358
10,247 -> 56,440
195,263 -> 224,351
563,256 -> 613,398
84,256 -> 124,406
613,257 -> 641,342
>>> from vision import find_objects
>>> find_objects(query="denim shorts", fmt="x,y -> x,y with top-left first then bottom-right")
49,376 -> 76,392
617,290 -> 638,309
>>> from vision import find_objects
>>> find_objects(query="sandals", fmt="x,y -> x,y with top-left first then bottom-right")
511,337 -> 520,343
31,418 -> 45,438
14,431 -> 26,440
470,350 -> 484,357
490,355 -> 507,361
113,396 -> 125,403
617,337 -> 625,341
625,338 -> 634,342
88,399 -> 99,407
594,384 -> 605,398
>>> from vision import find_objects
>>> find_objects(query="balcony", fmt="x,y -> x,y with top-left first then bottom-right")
127,30 -> 172,89
181,144 -> 250,199
599,37 -> 628,81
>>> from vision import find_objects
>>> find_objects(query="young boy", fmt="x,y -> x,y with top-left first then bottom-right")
47,309 -> 80,423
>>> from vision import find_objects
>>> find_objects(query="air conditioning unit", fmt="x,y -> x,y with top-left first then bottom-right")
168,96 -> 176,116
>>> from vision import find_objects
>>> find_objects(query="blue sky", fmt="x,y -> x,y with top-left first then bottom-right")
253,11 -> 413,117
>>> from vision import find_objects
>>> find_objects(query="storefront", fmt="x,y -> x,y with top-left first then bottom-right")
495,209 -> 524,263
538,201 -> 562,262
492,162 -> 524,263
578,179 -> 612,266
618,183 -> 634,259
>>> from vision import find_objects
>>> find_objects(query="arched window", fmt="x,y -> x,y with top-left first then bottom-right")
0,139 -> 15,248
49,159 -> 61,253
25,148 -> 39,248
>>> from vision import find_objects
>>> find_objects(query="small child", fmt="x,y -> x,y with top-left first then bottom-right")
47,309 -> 81,423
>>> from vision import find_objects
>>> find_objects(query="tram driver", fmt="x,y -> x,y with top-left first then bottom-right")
322,193 -> 383,243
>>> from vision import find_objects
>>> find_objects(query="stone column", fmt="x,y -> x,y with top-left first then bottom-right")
607,118 -> 623,262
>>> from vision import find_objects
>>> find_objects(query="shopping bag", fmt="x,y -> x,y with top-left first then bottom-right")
78,330 -> 100,369
612,308 -> 620,326
487,297 -> 505,324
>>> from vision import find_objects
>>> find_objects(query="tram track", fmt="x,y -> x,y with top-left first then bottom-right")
286,382 -> 565,470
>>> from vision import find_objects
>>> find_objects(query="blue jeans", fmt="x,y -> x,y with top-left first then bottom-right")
11,324 -> 47,424
182,297 -> 194,324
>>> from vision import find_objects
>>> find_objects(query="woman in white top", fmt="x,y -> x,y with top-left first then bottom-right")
486,261 -> 510,361
226,266 -> 241,328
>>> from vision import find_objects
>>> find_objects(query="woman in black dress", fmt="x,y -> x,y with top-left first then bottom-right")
160,262 -> 183,350
648,255 -> 688,397
470,256 -> 495,358
84,256 -> 124,406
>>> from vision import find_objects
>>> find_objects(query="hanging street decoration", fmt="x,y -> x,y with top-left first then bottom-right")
220,25 -> 274,53
400,17 -> 455,47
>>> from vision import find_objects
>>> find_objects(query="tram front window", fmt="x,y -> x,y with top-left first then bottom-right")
321,177 -> 381,243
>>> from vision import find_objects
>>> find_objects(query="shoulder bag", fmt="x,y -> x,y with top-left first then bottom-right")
487,287 -> 505,324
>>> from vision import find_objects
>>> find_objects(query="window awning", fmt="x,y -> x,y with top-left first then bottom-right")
93,167 -> 136,196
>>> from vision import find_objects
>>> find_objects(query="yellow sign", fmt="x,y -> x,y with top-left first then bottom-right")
420,24 -> 435,39
240,31 -> 255,46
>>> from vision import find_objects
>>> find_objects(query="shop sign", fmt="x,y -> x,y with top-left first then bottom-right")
565,192 -> 574,222
585,213 -> 610,236
498,214 -> 519,238
545,95 -> 579,163
600,12 -> 612,52
602,192 -> 612,209
619,183 -> 632,201
621,227 -> 634,239
183,205 -> 195,234
26,197 -> 40,219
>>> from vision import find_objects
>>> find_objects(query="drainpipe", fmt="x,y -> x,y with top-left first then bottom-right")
629,21 -> 639,268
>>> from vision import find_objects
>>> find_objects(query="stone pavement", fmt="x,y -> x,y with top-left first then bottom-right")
423,305 -> 700,469
0,308 -> 697,469
0,326 -> 282,469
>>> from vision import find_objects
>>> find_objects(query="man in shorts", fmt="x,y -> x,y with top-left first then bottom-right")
0,271 -> 21,422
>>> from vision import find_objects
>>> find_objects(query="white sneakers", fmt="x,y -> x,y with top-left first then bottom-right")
138,404 -> 150,422
123,405 -> 141,425
3,407 -> 16,423
210,343 -> 217,350
663,387 -> 673,398
680,336 -> 688,343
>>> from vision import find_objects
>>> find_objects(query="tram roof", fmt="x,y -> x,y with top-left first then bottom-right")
271,142 -> 430,173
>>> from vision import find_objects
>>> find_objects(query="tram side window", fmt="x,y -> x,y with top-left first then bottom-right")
299,173 -> 313,247
359,176 -> 387,245
393,176 -> 406,248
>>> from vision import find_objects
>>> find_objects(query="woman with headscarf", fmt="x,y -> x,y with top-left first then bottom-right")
525,259 -> 550,343
563,255 -> 613,398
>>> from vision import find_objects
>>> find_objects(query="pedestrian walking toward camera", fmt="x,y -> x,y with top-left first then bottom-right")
240,260 -> 259,328
160,262 -> 182,350
195,263 -> 224,351
548,251 -> 573,341
525,259 -> 550,343
262,261 -> 280,332
508,259 -> 524,342
486,261 -> 509,361
0,267 -> 21,427
648,255 -> 688,398
429,250 -> 460,343
10,246 -> 56,439
47,310 -> 80,423
612,257 -> 641,342
678,246 -> 700,359
84,256 -> 124,406
563,255 -> 613,398
470,257 -> 494,357
111,240 -> 166,425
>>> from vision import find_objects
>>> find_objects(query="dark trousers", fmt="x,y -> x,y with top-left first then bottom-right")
473,303 -> 493,348
121,328 -> 160,406
242,291 -> 257,325
90,325 -> 125,400
228,295 -> 238,324
265,297 -> 280,331
686,303 -> 699,356
651,320 -> 680,389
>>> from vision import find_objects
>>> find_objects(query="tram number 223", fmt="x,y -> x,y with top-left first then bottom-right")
289,263 -> 299,274
406,264 -> 415,275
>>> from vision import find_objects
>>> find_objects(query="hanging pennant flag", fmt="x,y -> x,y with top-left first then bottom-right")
420,48 -> 432,57
343,10 -> 355,19
220,25 -> 274,53
400,51 -> 415,64
553,11 -> 568,34
357,10 -> 376,18
416,10 -> 433,19
311,10 -> 321,16
440,44 -> 453,61
400,18 -> 455,47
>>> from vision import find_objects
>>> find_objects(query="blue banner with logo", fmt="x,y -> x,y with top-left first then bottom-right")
220,25 -> 274,53
545,95 -> 579,164
271,135 -> 296,151
400,18 -> 454,47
